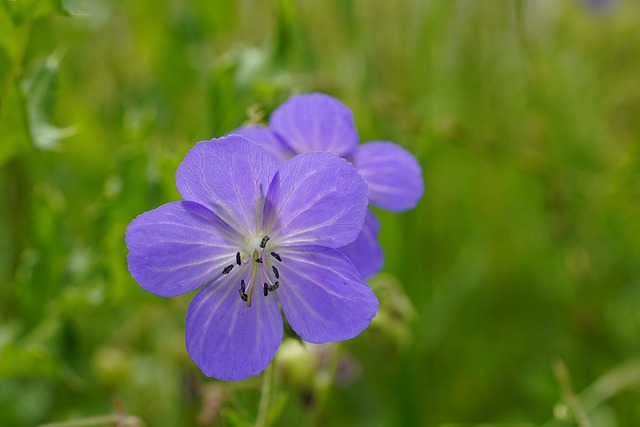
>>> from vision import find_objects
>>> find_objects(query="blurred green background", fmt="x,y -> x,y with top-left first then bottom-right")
2,0 -> 640,426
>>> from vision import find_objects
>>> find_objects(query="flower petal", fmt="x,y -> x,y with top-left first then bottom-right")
176,135 -> 277,236
275,245 -> 378,343
351,141 -> 424,211
264,152 -> 368,248
270,93 -> 359,157
338,210 -> 383,279
125,201 -> 241,297
186,270 -> 283,381
227,125 -> 295,164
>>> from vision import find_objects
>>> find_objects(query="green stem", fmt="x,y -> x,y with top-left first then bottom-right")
550,358 -> 592,427
254,362 -> 276,427
543,358 -> 640,427
36,414 -> 144,427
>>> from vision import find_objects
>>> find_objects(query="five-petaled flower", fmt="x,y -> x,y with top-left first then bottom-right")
231,93 -> 424,279
125,135 -> 379,381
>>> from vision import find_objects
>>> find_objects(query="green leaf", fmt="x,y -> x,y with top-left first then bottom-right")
55,0 -> 80,16
0,77 -> 30,166
0,4 -> 20,56
0,43 -> 10,99
1,0 -> 77,25
221,408 -> 251,427
0,341 -> 59,378
20,54 -> 76,150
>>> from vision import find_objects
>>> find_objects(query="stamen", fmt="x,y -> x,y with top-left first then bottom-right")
271,252 -> 282,262
272,266 -> 280,279
267,281 -> 279,292
255,258 -> 263,264
263,283 -> 269,297
222,264 -> 234,275
236,251 -> 242,266
239,280 -> 248,302
260,235 -> 270,248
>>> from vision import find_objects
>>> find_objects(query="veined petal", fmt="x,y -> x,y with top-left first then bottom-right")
227,126 -> 295,164
186,269 -> 283,381
176,135 -> 277,236
264,152 -> 368,248
275,246 -> 378,343
270,93 -> 359,157
351,141 -> 424,212
125,201 -> 240,297
338,210 -> 383,279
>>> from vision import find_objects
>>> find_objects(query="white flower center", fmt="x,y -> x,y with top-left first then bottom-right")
220,234 -> 283,307
245,233 -> 268,254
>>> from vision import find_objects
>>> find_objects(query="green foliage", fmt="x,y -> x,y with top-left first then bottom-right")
1,1 -> 640,426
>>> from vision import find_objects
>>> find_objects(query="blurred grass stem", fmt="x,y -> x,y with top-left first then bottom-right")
36,414 -> 145,427
544,358 -> 640,426
551,359 -> 592,427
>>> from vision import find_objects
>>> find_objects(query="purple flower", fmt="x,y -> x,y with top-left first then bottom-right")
125,135 -> 379,381
231,93 -> 424,278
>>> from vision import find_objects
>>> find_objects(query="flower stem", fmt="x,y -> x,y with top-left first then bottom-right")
254,362 -> 276,427
311,343 -> 342,426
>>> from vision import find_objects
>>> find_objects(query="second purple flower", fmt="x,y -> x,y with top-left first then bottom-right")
231,93 -> 424,279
